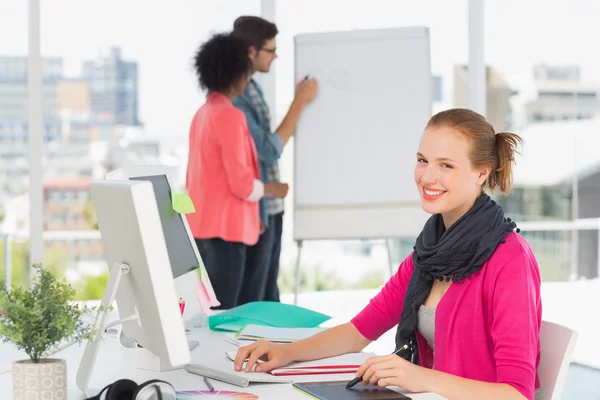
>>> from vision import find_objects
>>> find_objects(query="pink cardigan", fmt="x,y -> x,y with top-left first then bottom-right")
185,92 -> 261,246
351,233 -> 542,400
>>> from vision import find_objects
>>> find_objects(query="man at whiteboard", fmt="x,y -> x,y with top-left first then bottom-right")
232,16 -> 318,303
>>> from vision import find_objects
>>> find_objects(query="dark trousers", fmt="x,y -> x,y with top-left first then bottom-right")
265,212 -> 283,302
195,238 -> 249,310
239,211 -> 284,304
238,227 -> 272,305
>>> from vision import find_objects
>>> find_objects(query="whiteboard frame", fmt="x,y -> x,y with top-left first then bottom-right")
292,27 -> 432,241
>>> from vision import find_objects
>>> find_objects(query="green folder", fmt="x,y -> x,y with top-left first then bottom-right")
208,301 -> 331,332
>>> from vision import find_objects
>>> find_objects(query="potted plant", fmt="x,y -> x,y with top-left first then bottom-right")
0,263 -> 97,399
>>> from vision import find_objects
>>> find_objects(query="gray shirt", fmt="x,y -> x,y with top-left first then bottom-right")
417,304 -> 544,400
418,304 -> 436,350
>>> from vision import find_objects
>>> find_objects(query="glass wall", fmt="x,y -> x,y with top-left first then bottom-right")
0,0 -> 261,294
1,0 -> 598,293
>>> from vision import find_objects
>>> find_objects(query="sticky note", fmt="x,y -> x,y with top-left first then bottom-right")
172,193 -> 195,214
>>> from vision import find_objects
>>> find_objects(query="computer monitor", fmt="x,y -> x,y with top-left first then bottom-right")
76,179 -> 191,396
105,167 -> 220,322
129,174 -> 201,278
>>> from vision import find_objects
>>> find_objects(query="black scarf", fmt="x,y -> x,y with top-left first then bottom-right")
394,193 -> 519,362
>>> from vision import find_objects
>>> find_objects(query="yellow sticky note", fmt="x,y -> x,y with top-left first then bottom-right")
172,193 -> 195,214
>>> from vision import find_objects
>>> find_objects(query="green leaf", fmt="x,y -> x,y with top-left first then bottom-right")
0,263 -> 98,363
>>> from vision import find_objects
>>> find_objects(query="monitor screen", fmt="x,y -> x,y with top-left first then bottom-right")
130,174 -> 200,278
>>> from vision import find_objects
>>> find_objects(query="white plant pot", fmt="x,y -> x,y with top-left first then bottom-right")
12,358 -> 67,400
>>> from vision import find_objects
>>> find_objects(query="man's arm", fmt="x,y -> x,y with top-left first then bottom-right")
275,78 -> 318,146
274,99 -> 305,146
233,97 -> 283,166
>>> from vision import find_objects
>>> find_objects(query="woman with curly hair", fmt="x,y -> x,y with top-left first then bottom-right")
186,32 -> 288,309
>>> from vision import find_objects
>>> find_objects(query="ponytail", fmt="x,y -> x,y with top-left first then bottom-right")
487,132 -> 523,194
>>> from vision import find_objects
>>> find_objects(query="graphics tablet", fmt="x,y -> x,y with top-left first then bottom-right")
293,381 -> 412,399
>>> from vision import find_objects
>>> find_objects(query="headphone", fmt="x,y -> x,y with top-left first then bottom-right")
85,378 -> 176,400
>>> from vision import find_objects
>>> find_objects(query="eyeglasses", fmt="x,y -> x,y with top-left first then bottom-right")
260,47 -> 277,55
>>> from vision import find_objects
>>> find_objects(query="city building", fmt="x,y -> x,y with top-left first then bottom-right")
0,56 -> 63,155
514,64 -> 600,126
44,177 -> 93,231
57,79 -> 91,119
43,177 -> 103,264
82,47 -> 140,126
495,118 -> 600,280
0,49 -> 142,197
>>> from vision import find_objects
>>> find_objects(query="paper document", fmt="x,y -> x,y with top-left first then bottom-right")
235,324 -> 326,343
224,334 -> 254,347
208,301 -> 331,332
225,350 -> 374,376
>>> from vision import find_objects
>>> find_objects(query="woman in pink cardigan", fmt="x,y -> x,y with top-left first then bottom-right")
234,108 -> 543,400
186,33 -> 288,310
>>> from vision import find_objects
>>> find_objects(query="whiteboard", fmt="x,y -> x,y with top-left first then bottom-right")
293,27 -> 432,240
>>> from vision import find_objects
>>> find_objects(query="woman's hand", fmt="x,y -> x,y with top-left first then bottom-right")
233,339 -> 293,373
356,354 -> 433,393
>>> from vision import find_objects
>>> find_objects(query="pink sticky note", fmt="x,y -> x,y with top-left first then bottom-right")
198,265 -> 220,308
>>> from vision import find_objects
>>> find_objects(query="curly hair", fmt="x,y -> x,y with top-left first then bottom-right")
193,32 -> 252,93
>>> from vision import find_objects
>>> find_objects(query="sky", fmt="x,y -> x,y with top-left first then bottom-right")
1,0 -> 600,143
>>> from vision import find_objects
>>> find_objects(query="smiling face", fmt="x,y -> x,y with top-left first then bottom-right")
414,126 -> 491,228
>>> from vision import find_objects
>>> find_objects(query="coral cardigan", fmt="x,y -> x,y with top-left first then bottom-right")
186,92 -> 261,246
351,233 -> 542,400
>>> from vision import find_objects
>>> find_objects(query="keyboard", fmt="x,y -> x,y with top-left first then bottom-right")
185,363 -> 293,387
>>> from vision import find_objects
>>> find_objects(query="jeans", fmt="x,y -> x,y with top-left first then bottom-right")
265,212 -> 283,302
238,227 -> 273,305
194,238 -> 248,310
238,211 -> 284,304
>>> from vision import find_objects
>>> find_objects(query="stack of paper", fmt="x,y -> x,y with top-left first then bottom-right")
235,324 -> 326,343
225,350 -> 374,376
208,301 -> 331,332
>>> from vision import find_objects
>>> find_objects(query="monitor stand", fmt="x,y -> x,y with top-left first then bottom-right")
77,262 -> 137,397
76,262 -> 194,396
136,340 -> 198,372
118,329 -> 199,352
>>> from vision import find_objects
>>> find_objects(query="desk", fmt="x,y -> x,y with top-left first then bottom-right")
0,326 -> 446,399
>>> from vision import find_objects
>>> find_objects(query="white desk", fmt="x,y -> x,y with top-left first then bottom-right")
0,326 -> 446,399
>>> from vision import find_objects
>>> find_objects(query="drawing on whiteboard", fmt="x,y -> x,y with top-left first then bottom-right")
305,68 -> 324,83
304,68 -> 358,91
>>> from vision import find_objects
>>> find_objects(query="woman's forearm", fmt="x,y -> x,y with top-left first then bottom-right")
287,322 -> 371,363
426,369 -> 527,400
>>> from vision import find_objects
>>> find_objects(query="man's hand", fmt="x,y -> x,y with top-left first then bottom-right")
264,182 -> 289,199
295,78 -> 318,105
